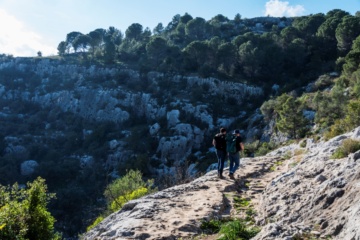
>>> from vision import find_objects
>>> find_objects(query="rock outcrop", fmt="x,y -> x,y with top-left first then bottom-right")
83,127 -> 360,240
254,127 -> 360,240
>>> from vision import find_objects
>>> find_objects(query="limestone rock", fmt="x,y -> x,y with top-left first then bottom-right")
20,160 -> 39,176
149,123 -> 160,136
254,127 -> 360,240
83,171 -> 228,240
167,110 -> 180,128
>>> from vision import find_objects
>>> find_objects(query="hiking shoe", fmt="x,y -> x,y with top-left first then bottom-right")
229,173 -> 235,179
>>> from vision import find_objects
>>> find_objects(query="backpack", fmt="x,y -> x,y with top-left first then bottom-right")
226,134 -> 237,154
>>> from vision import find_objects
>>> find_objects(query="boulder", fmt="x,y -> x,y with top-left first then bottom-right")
20,160 -> 39,176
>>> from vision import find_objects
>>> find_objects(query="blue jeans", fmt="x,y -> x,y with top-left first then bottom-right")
229,152 -> 240,174
216,149 -> 227,175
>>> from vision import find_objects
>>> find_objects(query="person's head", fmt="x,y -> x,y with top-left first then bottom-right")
233,129 -> 240,135
220,128 -> 227,134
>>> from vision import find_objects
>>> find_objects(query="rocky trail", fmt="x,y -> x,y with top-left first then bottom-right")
199,155 -> 292,240
84,127 -> 360,240
84,154 -> 292,240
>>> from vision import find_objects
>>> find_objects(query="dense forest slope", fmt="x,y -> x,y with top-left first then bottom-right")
2,8 -> 360,238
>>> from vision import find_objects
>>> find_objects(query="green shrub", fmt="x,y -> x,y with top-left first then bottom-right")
109,187 -> 149,212
87,170 -> 157,231
86,216 -> 104,232
233,197 -> 250,209
331,139 -> 360,159
300,140 -> 307,148
253,141 -> 278,157
200,219 -> 222,234
218,219 -> 260,240
0,177 -> 61,240
104,170 -> 156,206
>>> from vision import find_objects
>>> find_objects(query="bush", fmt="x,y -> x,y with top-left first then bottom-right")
218,219 -> 260,240
331,139 -> 360,159
324,119 -> 347,140
200,219 -> 222,234
0,177 -> 61,240
254,141 -> 278,157
109,187 -> 149,212
87,170 -> 157,230
86,216 -> 104,232
104,170 -> 156,206
300,140 -> 307,148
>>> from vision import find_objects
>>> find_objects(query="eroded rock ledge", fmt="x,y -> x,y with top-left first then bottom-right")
83,127 -> 360,240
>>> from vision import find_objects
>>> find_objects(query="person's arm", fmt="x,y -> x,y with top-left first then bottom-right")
212,139 -> 216,147
240,142 -> 244,151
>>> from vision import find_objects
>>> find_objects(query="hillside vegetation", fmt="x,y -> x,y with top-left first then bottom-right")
1,9 -> 360,238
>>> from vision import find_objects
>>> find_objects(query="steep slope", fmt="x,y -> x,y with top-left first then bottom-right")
254,127 -> 360,240
83,127 -> 360,240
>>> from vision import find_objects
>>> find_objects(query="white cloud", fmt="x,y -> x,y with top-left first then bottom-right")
0,8 -> 56,57
264,0 -> 305,17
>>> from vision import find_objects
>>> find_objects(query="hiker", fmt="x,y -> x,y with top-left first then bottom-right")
212,127 -> 227,179
227,129 -> 244,179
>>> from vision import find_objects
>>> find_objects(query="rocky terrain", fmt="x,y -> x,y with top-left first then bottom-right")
83,126 -> 360,240
0,57 -> 264,174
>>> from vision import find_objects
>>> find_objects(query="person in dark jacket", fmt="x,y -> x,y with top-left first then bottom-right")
212,128 -> 227,179
228,129 -> 244,179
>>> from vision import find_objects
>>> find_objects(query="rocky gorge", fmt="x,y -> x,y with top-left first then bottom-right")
0,56 -> 263,175
84,126 -> 360,240
0,56 -> 266,236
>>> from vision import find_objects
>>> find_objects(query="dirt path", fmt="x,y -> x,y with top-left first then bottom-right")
198,155 -> 294,240
84,154 -> 298,240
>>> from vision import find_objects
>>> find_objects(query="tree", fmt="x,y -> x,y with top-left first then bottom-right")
153,23 -> 164,35
185,17 -> 208,41
0,177 -> 60,240
275,94 -> 309,139
283,38 -> 308,77
280,26 -> 299,46
183,41 -> 210,71
165,14 -> 180,32
216,42 -> 237,75
293,14 -> 326,40
103,27 -> 123,63
65,31 -> 82,52
343,35 -> 360,76
88,29 -> 104,53
326,9 -> 349,19
142,27 -> 152,42
234,13 -> 242,24
57,41 -> 67,55
343,99 -> 360,130
146,36 -> 168,67
73,34 -> 91,52
238,40 -> 264,78
336,15 -> 360,54
125,23 -> 143,40
316,16 -> 343,60
179,13 -> 193,24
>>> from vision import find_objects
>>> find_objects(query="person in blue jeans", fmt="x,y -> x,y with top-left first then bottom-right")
228,129 -> 244,179
212,128 -> 227,179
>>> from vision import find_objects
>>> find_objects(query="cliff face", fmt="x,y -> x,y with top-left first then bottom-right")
83,127 -> 360,240
0,57 -> 263,172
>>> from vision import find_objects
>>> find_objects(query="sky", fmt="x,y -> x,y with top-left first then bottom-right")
0,0 -> 359,57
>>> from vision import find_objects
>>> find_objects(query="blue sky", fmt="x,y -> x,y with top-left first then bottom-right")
0,0 -> 359,57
